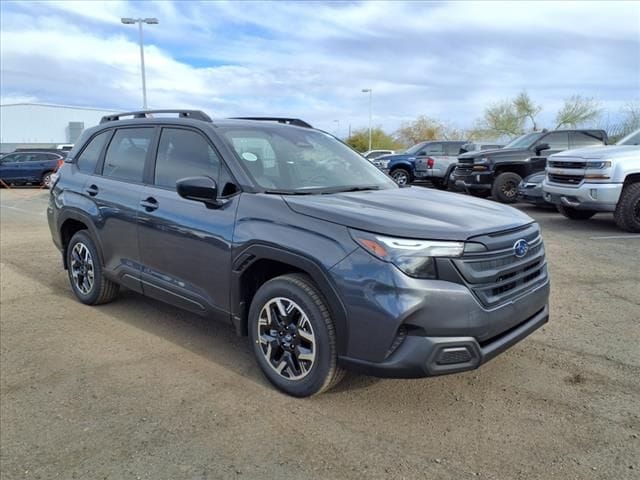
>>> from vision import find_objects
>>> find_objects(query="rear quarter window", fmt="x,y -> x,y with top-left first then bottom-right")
76,131 -> 111,174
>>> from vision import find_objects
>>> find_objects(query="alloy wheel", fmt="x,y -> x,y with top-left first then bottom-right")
501,181 -> 517,198
70,242 -> 95,294
393,172 -> 408,185
257,297 -> 316,380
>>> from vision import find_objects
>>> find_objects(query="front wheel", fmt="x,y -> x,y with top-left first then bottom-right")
492,172 -> 522,203
390,168 -> 411,186
557,205 -> 596,220
248,274 -> 344,397
614,183 -> 640,232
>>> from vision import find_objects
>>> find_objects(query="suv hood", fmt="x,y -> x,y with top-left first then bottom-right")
377,153 -> 414,161
550,144 -> 638,160
283,187 -> 532,241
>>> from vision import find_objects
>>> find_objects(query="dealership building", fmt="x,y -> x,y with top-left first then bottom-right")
0,103 -> 118,153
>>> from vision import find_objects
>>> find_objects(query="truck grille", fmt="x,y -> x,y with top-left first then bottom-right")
547,160 -> 586,169
454,159 -> 474,175
547,173 -> 583,185
452,223 -> 548,308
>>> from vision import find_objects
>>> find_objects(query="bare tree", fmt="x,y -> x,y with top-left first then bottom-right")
475,100 -> 525,138
555,95 -> 601,129
621,100 -> 640,133
395,116 -> 444,145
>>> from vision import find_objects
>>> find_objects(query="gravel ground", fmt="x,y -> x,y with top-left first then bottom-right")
1,188 -> 639,480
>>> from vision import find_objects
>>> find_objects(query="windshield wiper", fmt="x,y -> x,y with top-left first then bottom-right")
334,185 -> 382,193
264,189 -> 316,195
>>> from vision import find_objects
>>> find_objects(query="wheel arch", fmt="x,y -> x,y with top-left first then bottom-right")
494,163 -> 527,178
623,172 -> 640,187
231,244 -> 349,355
58,210 -> 104,270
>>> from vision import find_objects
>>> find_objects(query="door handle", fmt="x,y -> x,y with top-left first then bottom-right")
140,197 -> 159,212
86,184 -> 99,196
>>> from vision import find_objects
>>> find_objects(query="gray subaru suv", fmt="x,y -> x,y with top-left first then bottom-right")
47,110 -> 550,397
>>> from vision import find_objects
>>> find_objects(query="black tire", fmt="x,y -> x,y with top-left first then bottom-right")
430,178 -> 448,190
248,273 -> 344,397
557,205 -> 596,220
614,182 -> 640,232
66,231 -> 119,305
492,172 -> 522,203
469,189 -> 490,198
390,168 -> 411,186
42,171 -> 54,189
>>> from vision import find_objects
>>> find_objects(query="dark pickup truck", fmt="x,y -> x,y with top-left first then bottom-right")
452,129 -> 607,203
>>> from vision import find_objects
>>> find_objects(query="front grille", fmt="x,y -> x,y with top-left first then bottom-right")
548,173 -> 583,185
454,161 -> 473,175
548,160 -> 586,169
452,224 -> 548,308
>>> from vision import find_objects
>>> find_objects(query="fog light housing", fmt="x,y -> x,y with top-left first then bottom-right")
590,189 -> 598,200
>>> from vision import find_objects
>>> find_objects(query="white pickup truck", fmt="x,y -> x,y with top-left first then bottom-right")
542,129 -> 640,232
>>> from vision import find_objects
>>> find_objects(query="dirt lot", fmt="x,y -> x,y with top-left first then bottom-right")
1,188 -> 638,480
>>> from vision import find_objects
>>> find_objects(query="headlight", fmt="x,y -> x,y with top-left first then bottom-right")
376,159 -> 390,169
349,229 -> 464,278
585,160 -> 611,169
474,157 -> 490,163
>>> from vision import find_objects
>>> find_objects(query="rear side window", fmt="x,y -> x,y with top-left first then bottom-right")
102,128 -> 154,182
540,132 -> 569,150
570,132 -> 604,149
423,143 -> 444,155
77,131 -> 111,174
445,143 -> 463,155
154,128 -> 221,188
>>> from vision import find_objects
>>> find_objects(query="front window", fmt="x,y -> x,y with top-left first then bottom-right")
220,126 -> 397,193
505,132 -> 544,149
404,142 -> 428,155
618,130 -> 640,146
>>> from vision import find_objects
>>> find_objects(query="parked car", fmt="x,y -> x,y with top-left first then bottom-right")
48,109 -> 549,397
0,150 -> 65,188
453,129 -> 608,203
516,172 -> 550,207
542,129 -> 640,232
376,140 -> 466,188
363,149 -> 395,160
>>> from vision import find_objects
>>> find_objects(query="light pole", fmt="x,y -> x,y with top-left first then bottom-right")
121,17 -> 159,110
361,88 -> 372,151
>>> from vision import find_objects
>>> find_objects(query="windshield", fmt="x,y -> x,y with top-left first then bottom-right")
404,142 -> 427,155
617,129 -> 640,146
219,125 -> 397,193
505,132 -> 545,149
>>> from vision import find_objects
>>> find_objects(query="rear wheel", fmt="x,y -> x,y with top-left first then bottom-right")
492,172 -> 522,203
248,274 -> 344,397
42,171 -> 54,189
614,183 -> 640,232
391,168 -> 411,186
66,231 -> 119,305
557,205 -> 596,220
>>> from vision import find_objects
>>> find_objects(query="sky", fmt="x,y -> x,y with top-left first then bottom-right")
1,0 -> 638,136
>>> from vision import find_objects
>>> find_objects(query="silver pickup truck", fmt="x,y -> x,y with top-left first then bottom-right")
542,129 -> 640,232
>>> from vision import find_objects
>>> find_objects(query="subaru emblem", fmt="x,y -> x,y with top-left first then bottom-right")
513,239 -> 529,258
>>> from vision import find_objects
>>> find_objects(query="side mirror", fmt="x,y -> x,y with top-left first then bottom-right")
534,143 -> 550,155
176,176 -> 222,208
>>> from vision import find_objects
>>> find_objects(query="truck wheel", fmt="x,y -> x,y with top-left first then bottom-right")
430,178 -> 447,190
469,190 -> 490,198
391,168 -> 411,186
492,172 -> 522,203
66,231 -> 119,305
248,274 -> 344,397
557,205 -> 596,220
614,183 -> 640,232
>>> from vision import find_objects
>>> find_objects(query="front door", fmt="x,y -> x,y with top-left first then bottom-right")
136,126 -> 239,316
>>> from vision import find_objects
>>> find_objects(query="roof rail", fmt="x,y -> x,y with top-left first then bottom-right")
229,117 -> 313,129
100,109 -> 212,124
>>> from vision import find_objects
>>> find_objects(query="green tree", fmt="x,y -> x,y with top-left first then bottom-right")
346,127 -> 403,152
475,100 -> 525,138
555,95 -> 601,129
513,91 -> 542,131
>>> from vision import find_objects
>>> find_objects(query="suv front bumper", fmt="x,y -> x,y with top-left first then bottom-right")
542,180 -> 622,212
331,248 -> 550,378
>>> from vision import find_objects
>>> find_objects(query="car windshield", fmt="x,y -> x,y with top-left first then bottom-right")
404,142 -> 427,155
617,130 -> 640,146
505,132 -> 544,149
219,125 -> 397,193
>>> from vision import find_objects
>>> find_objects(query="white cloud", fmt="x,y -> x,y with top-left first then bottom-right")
1,0 -> 638,135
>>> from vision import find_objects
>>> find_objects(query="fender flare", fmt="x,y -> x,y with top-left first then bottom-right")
57,209 -> 105,269
230,243 -> 350,355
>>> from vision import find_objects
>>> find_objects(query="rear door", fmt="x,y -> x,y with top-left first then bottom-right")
570,131 -> 606,149
136,126 -> 240,316
0,153 -> 25,181
90,127 -> 155,287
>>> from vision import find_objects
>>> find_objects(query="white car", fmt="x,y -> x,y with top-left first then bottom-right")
362,149 -> 395,160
